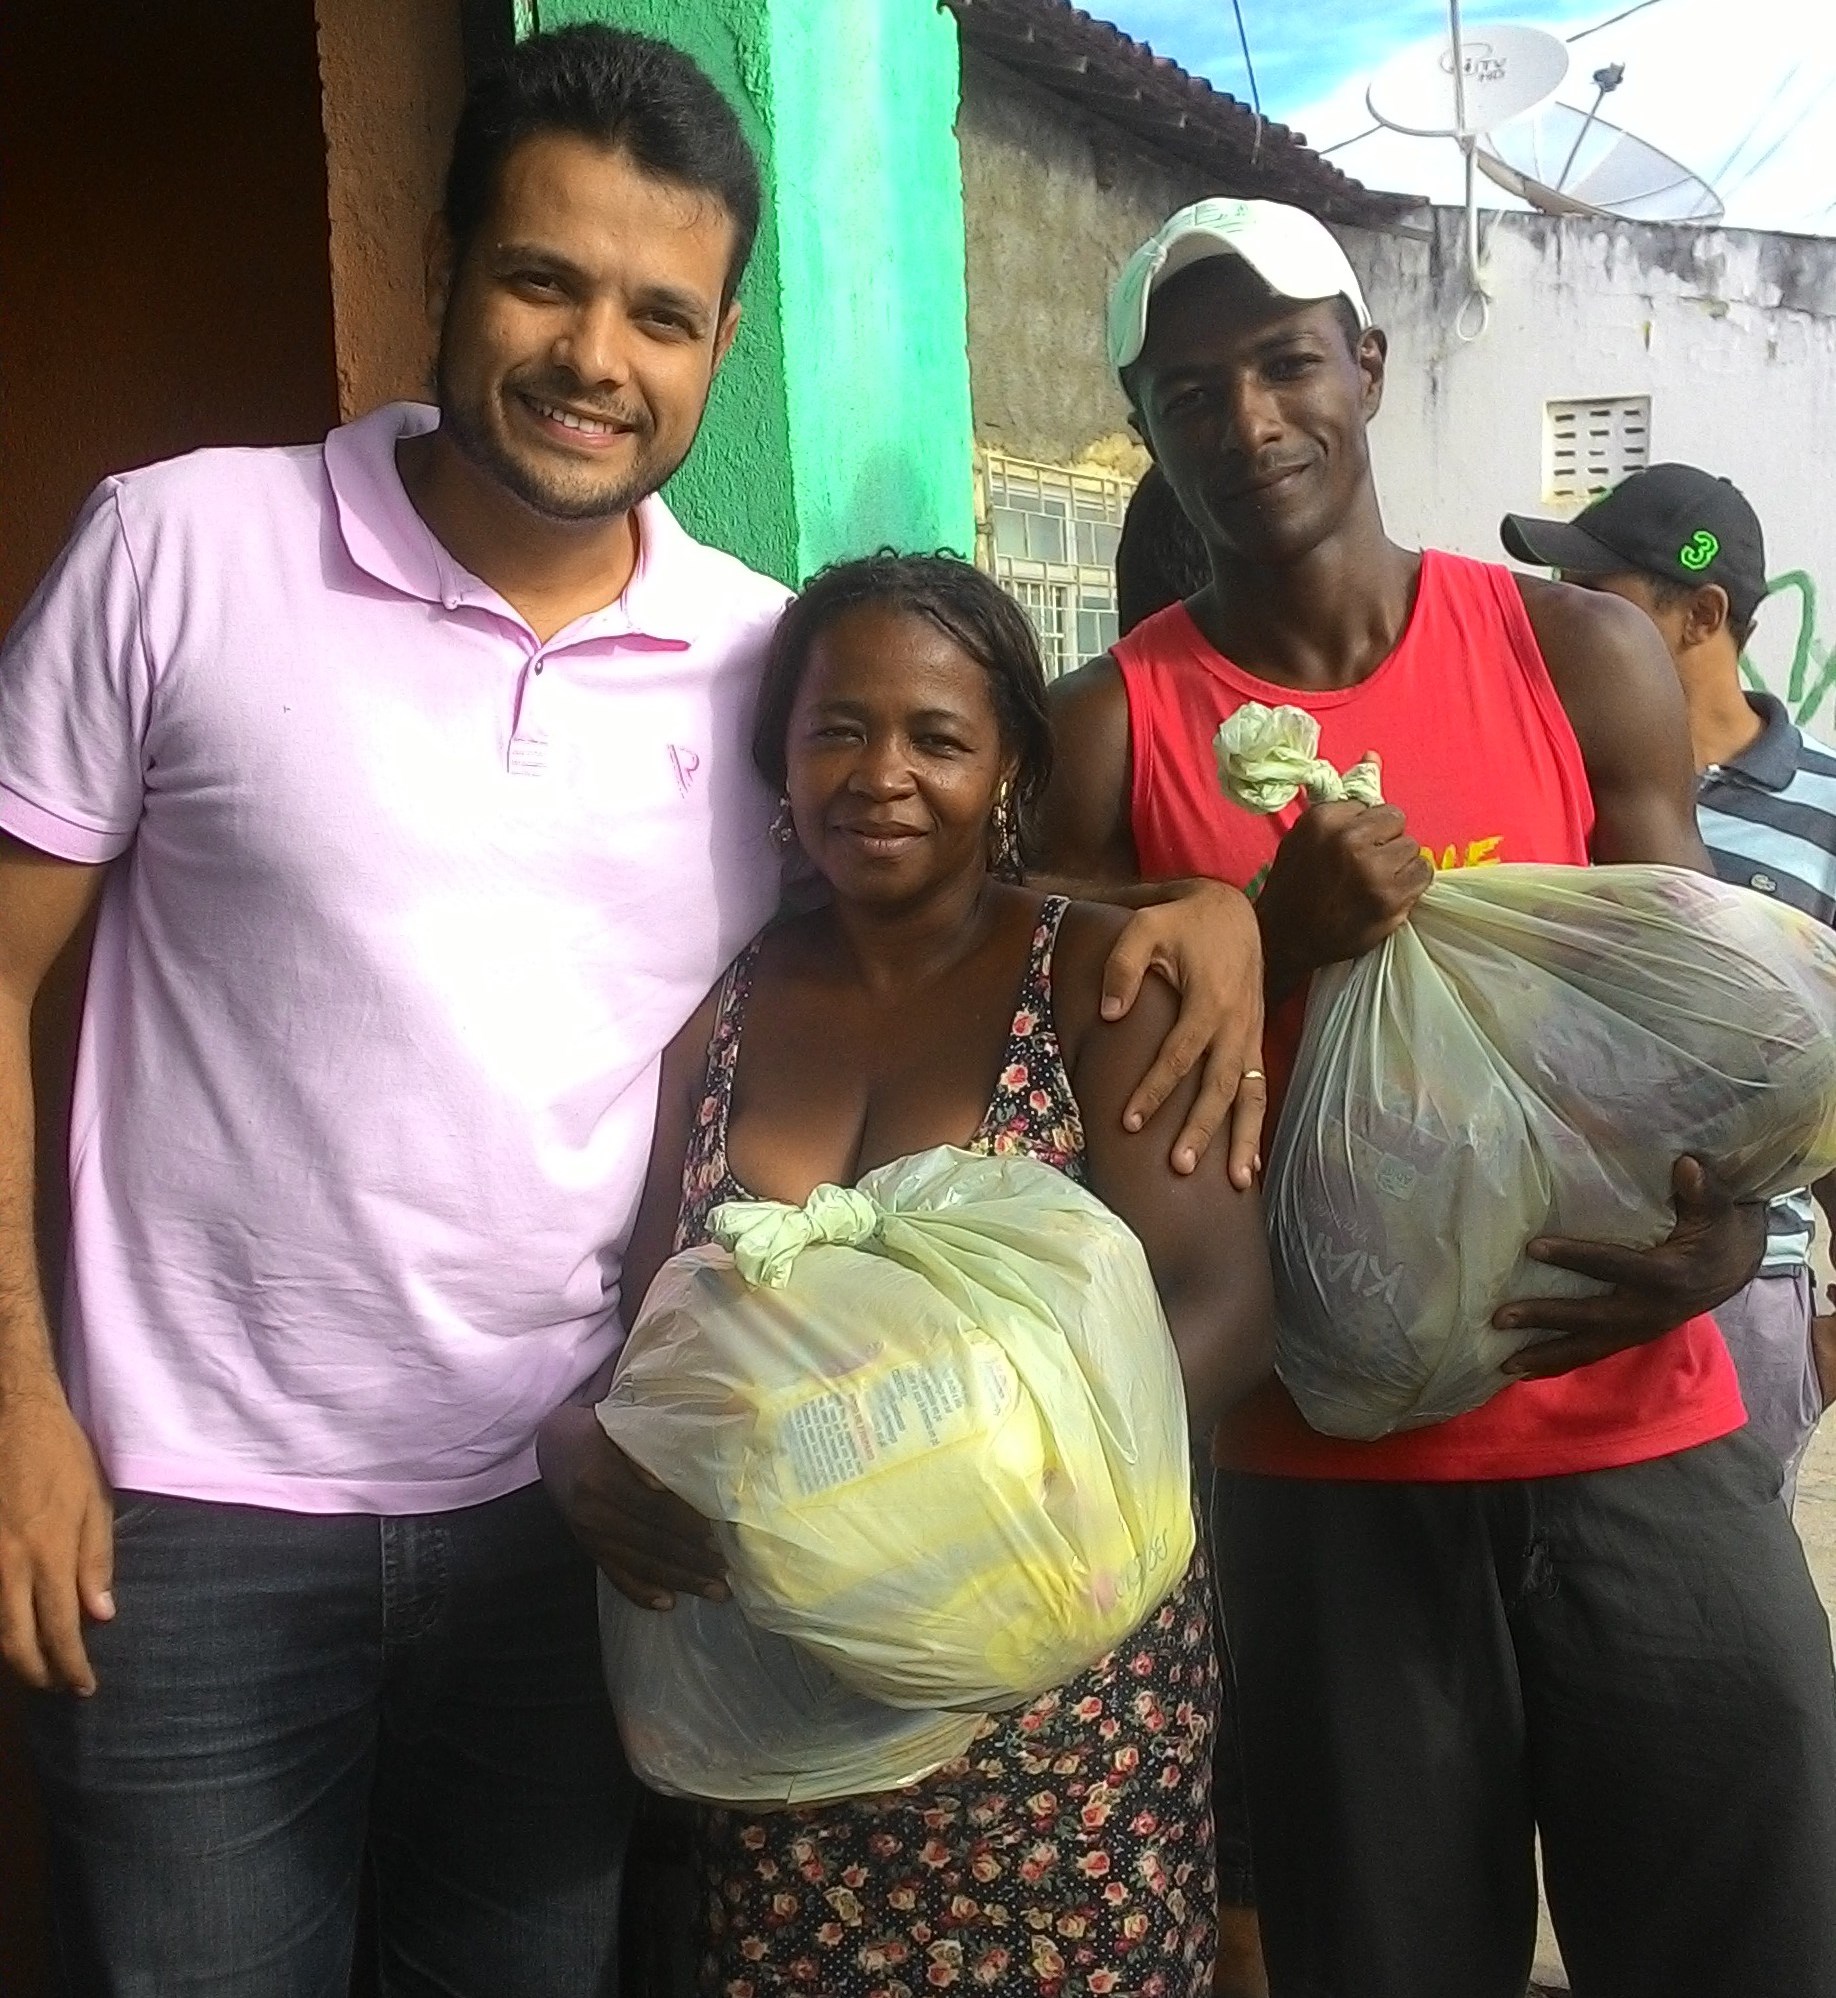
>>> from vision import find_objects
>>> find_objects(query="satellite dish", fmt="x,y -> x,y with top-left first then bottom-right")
1477,102 -> 1725,224
1366,23 -> 1568,139
1357,10 -> 1725,340
1365,13 -> 1571,342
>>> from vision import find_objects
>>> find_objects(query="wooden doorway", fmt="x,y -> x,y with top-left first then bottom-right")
0,2 -> 341,1987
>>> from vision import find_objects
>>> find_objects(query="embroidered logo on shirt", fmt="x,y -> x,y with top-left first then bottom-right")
668,745 -> 702,796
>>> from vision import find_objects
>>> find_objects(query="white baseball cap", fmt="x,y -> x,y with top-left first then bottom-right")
1107,197 -> 1371,374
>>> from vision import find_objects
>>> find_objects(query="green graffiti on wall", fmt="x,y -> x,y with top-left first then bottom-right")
1742,570 -> 1836,730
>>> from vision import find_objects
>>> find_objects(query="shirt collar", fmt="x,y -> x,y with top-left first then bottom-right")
1711,691 -> 1801,792
605,492 -> 708,645
323,400 -> 708,647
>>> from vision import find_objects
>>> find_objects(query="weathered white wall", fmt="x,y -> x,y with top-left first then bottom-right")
1339,208 -> 1836,730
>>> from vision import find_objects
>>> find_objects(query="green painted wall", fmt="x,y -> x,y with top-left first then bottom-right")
534,0 -> 975,586
763,1 -> 975,579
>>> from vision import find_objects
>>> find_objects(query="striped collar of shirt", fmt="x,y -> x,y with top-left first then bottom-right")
1698,693 -> 1836,930
1697,692 -> 1836,1270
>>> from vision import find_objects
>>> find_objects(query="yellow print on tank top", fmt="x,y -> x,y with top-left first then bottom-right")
1422,836 -> 1502,872
1245,835 -> 1502,903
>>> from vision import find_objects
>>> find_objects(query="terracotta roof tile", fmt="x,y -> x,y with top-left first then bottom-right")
945,0 -> 1418,224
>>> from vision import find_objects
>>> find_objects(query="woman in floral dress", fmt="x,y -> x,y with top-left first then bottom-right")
542,555 -> 1273,1996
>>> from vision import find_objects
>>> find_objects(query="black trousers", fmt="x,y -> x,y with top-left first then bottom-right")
1214,1431 -> 1836,1998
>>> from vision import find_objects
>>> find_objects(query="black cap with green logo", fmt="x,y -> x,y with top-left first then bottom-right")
1500,463 -> 1768,622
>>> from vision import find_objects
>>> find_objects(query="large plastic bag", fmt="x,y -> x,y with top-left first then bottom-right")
1218,704 -> 1836,1439
598,1145 -> 1195,1727
597,1582 -> 983,1806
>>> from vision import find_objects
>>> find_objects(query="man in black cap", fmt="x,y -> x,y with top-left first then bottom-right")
1504,464 -> 1836,1499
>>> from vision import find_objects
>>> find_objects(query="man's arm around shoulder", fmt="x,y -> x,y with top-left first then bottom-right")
1034,656 -> 1267,1182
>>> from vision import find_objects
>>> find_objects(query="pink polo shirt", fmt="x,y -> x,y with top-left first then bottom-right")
0,401 -> 787,1513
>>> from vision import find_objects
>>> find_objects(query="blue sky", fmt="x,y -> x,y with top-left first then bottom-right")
1093,1 -> 1836,234
1103,0 -> 1605,128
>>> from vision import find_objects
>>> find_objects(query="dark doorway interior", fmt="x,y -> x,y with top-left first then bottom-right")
0,4 -> 340,1990
0,0 -> 341,633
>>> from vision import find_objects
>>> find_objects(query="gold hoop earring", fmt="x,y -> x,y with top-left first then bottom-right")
990,781 -> 1023,881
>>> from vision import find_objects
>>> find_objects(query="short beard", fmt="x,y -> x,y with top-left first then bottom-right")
434,345 -> 680,525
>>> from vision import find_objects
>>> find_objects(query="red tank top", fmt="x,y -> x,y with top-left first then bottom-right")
1114,549 -> 1745,1481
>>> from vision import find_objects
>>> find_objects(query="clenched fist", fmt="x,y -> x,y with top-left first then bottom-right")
1255,774 -> 1433,997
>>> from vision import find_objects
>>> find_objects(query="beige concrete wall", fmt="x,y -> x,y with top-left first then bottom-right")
958,49 -> 1218,472
315,0 -> 467,418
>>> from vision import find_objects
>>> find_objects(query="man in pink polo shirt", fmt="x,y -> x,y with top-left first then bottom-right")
0,25 -> 1262,1995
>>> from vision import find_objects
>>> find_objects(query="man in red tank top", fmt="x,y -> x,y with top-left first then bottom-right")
1037,198 -> 1836,1998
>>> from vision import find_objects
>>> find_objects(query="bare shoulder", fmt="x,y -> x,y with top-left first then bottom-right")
1046,896 -> 1172,1066
749,905 -> 828,975
1511,573 -> 1704,864
1052,893 -> 1133,966
1514,573 -> 1678,699
1038,655 -> 1136,880
1044,653 -> 1131,790
1048,651 -> 1128,724
1514,571 -> 1689,741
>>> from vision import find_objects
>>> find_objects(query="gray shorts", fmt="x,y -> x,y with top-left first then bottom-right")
1712,1267 -> 1823,1502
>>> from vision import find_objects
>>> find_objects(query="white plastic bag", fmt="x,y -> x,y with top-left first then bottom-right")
598,1146 -> 1194,1739
1219,704 -> 1836,1439
597,1581 -> 982,1806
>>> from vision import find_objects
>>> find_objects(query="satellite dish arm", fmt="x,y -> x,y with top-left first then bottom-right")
1557,63 -> 1625,191
1447,0 -> 1490,339
1448,0 -> 1470,134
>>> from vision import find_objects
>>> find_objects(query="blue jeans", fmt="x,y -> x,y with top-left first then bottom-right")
25,1483 -> 635,1997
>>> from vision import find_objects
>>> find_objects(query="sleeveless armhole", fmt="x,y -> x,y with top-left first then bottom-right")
1476,559 -> 1597,850
1111,644 -> 1153,864
971,894 -> 1087,1179
673,938 -> 764,1251
1112,606 -> 1192,878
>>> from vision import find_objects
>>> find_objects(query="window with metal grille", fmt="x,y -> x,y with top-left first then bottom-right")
976,450 -> 1131,678
1543,396 -> 1651,505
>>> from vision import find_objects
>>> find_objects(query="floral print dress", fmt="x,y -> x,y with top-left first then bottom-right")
673,897 -> 1221,1998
